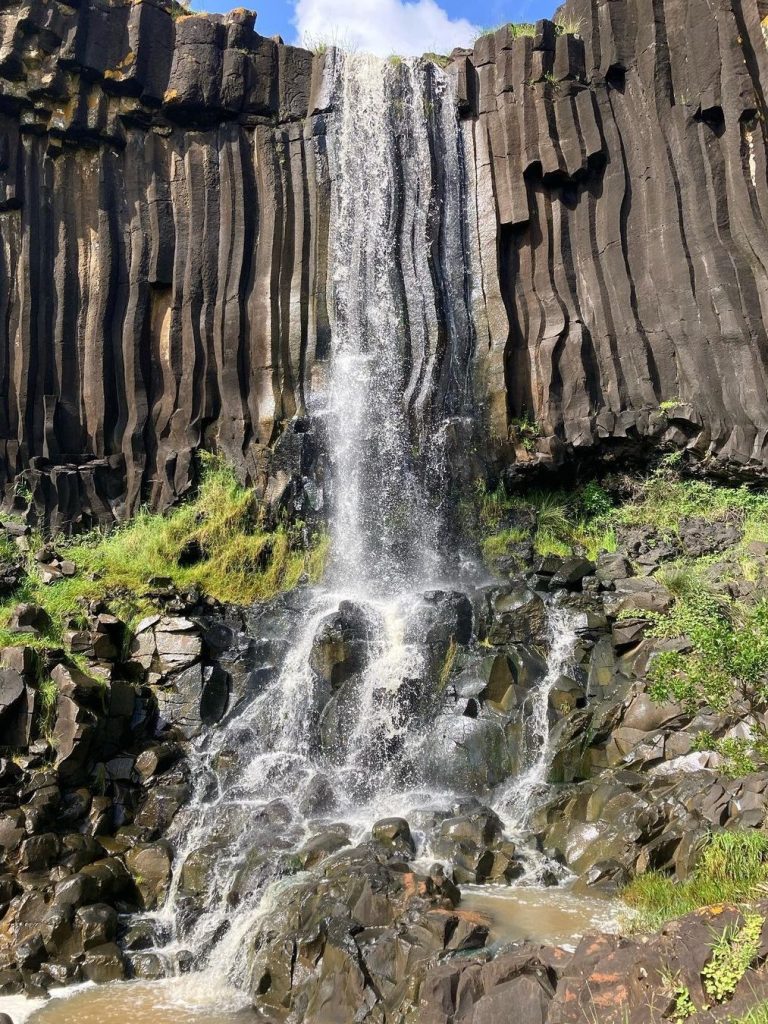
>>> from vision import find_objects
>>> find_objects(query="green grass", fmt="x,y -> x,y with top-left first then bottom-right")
0,456 -> 328,644
471,469 -> 768,573
37,676 -> 58,738
609,473 -> 768,542
623,831 -> 768,932
554,14 -> 583,35
734,1003 -> 768,1024
474,22 -> 535,41
0,531 -> 17,563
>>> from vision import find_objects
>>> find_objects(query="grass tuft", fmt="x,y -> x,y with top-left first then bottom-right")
474,22 -> 535,41
0,456 -> 328,642
623,831 -> 768,932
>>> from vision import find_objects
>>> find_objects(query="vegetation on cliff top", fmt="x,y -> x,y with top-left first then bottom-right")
0,455 -> 328,646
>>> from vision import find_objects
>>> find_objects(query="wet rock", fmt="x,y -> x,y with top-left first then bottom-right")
414,591 -> 474,649
155,663 -> 230,738
75,904 -> 117,951
19,834 -> 60,872
135,743 -> 184,782
371,817 -> 415,858
179,845 -> 222,900
486,587 -> 546,646
130,952 -> 167,980
124,842 -> 173,910
309,602 -> 371,688
81,942 -> 125,983
248,844 -> 484,1021
297,829 -> 350,869
298,773 -> 338,817
548,676 -> 586,715
133,785 -> 189,836
122,919 -> 168,951
434,805 -> 504,883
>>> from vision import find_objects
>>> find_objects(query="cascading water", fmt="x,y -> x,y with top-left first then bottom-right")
116,51 -> 485,1008
493,605 -> 579,826
16,53 -> 584,1023
327,51 -> 475,595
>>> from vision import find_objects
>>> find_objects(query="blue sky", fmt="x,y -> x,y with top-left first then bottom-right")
191,0 -> 557,53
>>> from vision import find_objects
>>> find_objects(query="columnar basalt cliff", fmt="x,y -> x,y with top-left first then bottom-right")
0,0 -> 767,531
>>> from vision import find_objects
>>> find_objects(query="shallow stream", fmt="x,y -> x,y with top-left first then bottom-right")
0,886 -> 626,1023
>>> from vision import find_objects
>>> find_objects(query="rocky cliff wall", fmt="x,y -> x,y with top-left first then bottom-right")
0,0 -> 337,529
464,0 -> 768,474
0,0 -> 767,530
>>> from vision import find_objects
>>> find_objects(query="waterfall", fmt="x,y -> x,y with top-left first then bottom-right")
326,52 -> 475,595
493,605 -> 579,826
131,51 -> 481,1006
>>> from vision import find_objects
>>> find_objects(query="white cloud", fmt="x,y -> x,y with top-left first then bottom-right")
293,0 -> 480,57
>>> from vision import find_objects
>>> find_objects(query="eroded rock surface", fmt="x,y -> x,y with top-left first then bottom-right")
0,0 -> 766,528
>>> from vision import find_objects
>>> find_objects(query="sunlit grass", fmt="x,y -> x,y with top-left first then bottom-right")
0,456 -> 329,641
623,831 -> 768,932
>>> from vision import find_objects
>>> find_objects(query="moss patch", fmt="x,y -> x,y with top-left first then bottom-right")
0,456 -> 328,644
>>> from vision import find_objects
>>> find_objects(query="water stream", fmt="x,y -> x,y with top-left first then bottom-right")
2,52 -> 597,1024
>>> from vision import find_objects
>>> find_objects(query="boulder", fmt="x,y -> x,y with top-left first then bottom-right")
487,587 -> 547,645
309,602 -> 371,688
8,605 -> 51,637
124,842 -> 173,909
371,817 -> 415,857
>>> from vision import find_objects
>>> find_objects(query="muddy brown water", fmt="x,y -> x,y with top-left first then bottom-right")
0,887 -> 625,1024
461,884 -> 625,945
0,977 -> 257,1024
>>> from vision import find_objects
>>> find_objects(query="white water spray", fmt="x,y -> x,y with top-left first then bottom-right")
494,605 -> 578,827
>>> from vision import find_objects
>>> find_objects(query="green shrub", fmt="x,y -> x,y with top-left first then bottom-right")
579,482 -> 613,519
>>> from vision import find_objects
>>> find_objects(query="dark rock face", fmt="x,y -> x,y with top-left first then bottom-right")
420,903 -> 768,1024
0,2 -> 334,530
246,842 -> 488,1024
464,1 -> 768,475
0,0 -> 766,527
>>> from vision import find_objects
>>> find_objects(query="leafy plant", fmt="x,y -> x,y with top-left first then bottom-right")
510,414 -> 541,453
671,985 -> 696,1021
579,482 -> 613,518
702,913 -> 764,1002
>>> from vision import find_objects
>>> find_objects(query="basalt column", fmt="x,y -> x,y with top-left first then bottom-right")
1,0 -> 768,532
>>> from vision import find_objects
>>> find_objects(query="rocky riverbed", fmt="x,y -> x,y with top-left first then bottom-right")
0,483 -> 765,1022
